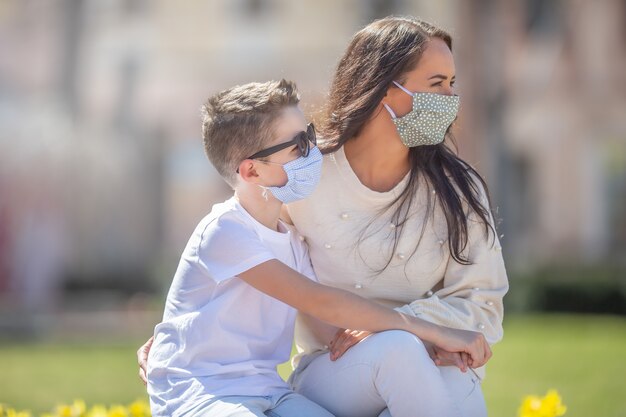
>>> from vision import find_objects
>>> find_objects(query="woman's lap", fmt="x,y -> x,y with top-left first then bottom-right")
192,392 -> 334,417
290,330 -> 486,417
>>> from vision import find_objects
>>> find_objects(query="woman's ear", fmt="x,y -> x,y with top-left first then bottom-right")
384,80 -> 403,101
238,160 -> 262,184
381,82 -> 400,109
383,83 -> 393,99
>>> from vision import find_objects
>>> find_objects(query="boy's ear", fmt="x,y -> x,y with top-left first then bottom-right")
238,159 -> 262,184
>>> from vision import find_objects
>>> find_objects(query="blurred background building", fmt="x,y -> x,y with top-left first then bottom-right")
0,0 -> 624,338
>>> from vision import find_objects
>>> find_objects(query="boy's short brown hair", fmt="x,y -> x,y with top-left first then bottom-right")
201,79 -> 300,187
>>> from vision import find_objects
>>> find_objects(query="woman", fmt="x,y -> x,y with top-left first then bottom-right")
139,16 -> 507,417
283,16 -> 507,417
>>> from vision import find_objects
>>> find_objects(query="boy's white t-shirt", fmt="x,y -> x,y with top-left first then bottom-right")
147,196 -> 316,415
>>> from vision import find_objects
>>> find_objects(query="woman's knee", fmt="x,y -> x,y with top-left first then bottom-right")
365,330 -> 431,365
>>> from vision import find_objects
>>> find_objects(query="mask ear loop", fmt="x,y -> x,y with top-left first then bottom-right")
392,80 -> 416,96
258,185 -> 269,201
383,103 -> 397,119
384,81 -> 416,119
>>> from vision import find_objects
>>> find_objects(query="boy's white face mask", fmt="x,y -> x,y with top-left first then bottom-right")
383,81 -> 460,147
263,146 -> 323,204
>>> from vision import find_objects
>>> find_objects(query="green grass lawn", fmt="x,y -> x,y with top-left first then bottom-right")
482,314 -> 626,417
1,314 -> 625,416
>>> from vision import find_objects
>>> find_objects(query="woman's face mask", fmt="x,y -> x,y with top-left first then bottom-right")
383,81 -> 460,147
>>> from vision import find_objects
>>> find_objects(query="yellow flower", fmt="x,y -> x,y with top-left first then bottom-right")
85,405 -> 108,417
518,390 -> 567,417
55,404 -> 73,417
127,400 -> 150,417
540,390 -> 567,416
5,410 -> 31,417
519,395 -> 543,417
106,405 -> 128,417
71,400 -> 87,416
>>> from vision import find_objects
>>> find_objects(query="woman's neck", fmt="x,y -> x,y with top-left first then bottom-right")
343,110 -> 411,192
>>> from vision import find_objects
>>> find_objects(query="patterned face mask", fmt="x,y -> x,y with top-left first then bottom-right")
383,81 -> 460,147
264,146 -> 323,204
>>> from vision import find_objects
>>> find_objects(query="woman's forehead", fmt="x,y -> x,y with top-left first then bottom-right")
409,39 -> 456,79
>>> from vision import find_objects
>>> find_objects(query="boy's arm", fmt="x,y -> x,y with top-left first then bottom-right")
238,259 -> 492,368
297,312 -> 341,347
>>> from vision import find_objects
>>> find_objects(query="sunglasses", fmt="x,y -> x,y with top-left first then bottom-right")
249,123 -> 316,160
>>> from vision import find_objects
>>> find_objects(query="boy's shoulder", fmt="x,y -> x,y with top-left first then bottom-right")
185,197 -> 312,283
191,196 -> 308,259
202,196 -> 247,223
182,197 -> 274,281
194,197 -> 256,243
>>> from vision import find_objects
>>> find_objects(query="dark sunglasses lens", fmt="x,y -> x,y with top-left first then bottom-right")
298,133 -> 310,157
307,124 -> 316,145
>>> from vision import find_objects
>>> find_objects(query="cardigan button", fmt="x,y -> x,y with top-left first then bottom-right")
426,290 -> 434,297
478,323 -> 485,330
340,212 -> 349,220
324,243 -> 332,249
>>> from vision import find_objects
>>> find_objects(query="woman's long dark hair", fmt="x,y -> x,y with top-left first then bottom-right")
320,16 -> 495,268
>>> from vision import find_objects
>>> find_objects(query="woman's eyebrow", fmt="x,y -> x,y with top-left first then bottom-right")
428,74 -> 456,81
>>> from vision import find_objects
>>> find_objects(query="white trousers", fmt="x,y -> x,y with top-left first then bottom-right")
289,330 -> 487,417
193,391 -> 334,417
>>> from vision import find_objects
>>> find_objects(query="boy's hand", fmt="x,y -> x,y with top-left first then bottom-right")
137,336 -> 154,386
328,328 -> 372,361
431,326 -> 492,369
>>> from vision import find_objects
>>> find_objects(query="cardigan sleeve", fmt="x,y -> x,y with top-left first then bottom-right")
395,186 -> 509,345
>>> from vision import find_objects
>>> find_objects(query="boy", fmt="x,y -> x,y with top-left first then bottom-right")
147,80 -> 491,417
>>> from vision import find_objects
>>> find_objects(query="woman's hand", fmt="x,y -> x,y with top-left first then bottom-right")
328,328 -> 372,361
137,336 -> 154,386
422,340 -> 470,372
431,346 -> 471,372
431,326 -> 492,369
